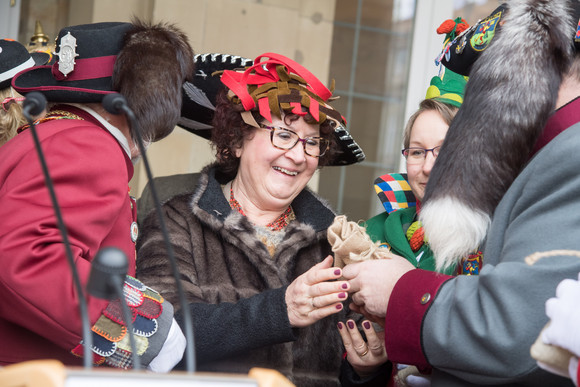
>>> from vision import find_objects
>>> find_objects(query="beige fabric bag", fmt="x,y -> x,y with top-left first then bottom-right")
327,215 -> 392,269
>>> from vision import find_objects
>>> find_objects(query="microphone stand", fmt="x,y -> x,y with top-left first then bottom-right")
22,92 -> 93,369
87,247 -> 140,370
102,93 -> 196,373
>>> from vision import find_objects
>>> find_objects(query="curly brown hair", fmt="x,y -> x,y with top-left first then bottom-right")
211,90 -> 339,177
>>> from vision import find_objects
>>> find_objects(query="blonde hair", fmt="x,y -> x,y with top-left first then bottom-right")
0,87 -> 27,146
403,98 -> 459,149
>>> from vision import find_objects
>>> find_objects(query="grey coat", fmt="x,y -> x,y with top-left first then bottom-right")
421,123 -> 580,386
136,165 -> 373,386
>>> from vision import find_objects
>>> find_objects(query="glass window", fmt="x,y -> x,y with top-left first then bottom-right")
320,0 -> 502,220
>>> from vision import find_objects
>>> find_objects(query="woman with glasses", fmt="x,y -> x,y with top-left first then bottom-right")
337,66 -> 467,387
365,87 -> 464,276
135,53 -> 388,386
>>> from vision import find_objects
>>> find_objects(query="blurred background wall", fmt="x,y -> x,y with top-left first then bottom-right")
3,0 -> 501,221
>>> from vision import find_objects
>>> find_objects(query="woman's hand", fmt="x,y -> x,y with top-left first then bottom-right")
338,319 -> 388,378
285,255 -> 348,327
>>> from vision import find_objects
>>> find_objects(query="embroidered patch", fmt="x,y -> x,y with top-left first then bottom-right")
71,344 -> 106,365
457,251 -> 483,275
71,276 -> 165,369
104,347 -> 133,370
91,331 -> 117,357
143,286 -> 164,303
133,315 -> 158,337
116,332 -> 149,355
136,296 -> 162,319
123,282 -> 144,307
104,299 -> 137,325
470,10 -> 502,52
373,173 -> 416,214
125,276 -> 146,291
92,315 -> 127,342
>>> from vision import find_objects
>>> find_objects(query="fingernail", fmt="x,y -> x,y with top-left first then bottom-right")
347,321 -> 355,329
363,321 -> 371,330
342,283 -> 348,289
338,292 -> 346,299
334,269 -> 341,276
336,304 -> 343,310
337,322 -> 343,330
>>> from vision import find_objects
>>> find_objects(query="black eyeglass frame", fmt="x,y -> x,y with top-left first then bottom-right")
260,124 -> 330,158
401,146 -> 442,163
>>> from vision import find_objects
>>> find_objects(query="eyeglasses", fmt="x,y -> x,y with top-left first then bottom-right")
2,97 -> 25,112
261,125 -> 329,158
401,146 -> 441,165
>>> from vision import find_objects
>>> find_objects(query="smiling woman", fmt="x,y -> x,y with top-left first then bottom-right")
135,53 -> 386,386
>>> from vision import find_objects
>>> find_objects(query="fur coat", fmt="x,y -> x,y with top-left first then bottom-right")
137,165 -> 372,386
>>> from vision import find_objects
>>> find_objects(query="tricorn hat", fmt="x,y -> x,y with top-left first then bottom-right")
178,53 -> 254,139
179,52 -> 365,166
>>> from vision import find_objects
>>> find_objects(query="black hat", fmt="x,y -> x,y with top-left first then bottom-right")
12,22 -> 133,102
0,39 -> 38,89
12,21 -> 194,142
177,53 -> 253,139
179,52 -> 365,166
437,4 -> 508,76
440,1 -> 580,77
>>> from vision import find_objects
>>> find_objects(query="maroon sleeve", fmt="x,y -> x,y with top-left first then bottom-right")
0,121 -> 131,351
384,269 -> 453,371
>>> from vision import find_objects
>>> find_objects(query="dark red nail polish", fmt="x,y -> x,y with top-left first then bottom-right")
336,304 -> 343,310
347,321 -> 355,329
338,292 -> 346,299
342,283 -> 348,289
337,322 -> 343,330
363,321 -> 371,330
334,269 -> 341,276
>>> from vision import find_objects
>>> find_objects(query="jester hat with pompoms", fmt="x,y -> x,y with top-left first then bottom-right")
426,17 -> 470,108
218,52 -> 365,166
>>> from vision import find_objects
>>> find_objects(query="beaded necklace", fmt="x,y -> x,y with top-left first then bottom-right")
18,109 -> 85,133
229,186 -> 294,231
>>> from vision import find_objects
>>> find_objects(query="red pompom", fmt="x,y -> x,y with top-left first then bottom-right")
437,19 -> 457,35
456,20 -> 470,35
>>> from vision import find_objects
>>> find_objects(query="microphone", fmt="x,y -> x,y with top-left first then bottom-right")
101,93 -> 127,115
22,92 -> 94,369
22,91 -> 47,116
102,92 -> 197,373
87,247 -> 141,370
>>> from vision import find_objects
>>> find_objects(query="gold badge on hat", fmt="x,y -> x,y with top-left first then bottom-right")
57,32 -> 79,76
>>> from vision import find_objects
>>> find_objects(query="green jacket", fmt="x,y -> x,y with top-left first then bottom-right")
364,207 -> 455,275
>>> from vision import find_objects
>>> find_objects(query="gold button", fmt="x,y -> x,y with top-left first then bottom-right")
420,293 -> 431,305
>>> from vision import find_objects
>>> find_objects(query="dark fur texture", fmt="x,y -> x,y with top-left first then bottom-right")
113,20 -> 194,143
136,165 -> 347,386
420,0 -> 575,269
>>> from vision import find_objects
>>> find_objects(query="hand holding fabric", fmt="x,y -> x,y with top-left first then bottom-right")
343,257 -> 414,319
328,215 -> 393,269
285,256 -> 348,327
